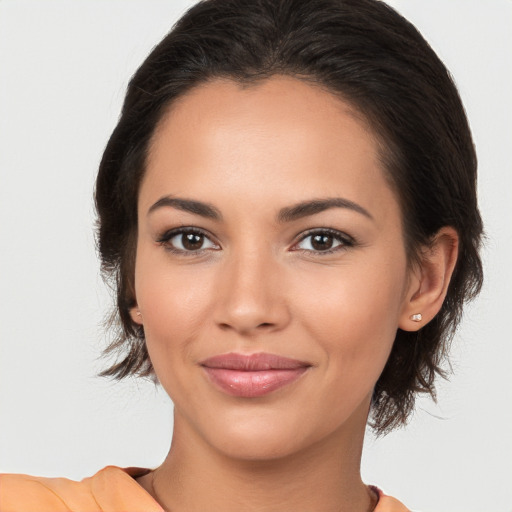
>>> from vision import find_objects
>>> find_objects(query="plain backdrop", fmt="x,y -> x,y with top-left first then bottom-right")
0,2 -> 511,511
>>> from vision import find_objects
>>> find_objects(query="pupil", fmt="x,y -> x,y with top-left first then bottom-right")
312,234 -> 333,251
182,233 -> 203,250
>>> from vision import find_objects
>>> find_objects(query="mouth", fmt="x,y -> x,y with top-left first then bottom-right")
199,352 -> 311,398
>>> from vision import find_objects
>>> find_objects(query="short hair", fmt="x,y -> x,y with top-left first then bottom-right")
95,0 -> 483,434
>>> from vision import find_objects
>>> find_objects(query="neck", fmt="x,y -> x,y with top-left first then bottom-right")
143,408 -> 375,512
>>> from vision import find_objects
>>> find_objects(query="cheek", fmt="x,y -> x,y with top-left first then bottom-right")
294,255 -> 407,383
135,239 -> 214,317
133,247 -> 216,378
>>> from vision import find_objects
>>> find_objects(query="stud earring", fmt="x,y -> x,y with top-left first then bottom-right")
410,313 -> 422,322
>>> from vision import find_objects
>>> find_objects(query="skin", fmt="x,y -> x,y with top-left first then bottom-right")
130,76 -> 458,512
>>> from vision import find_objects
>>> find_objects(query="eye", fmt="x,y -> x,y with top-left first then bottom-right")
157,228 -> 220,254
293,229 -> 354,253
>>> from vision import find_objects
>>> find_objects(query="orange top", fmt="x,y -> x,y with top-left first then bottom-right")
0,466 -> 409,512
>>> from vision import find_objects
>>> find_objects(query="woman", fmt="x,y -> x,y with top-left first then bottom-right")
0,0 -> 483,510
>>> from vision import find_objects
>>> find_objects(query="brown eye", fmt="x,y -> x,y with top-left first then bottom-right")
311,234 -> 334,251
294,230 -> 353,253
162,228 -> 219,253
181,232 -> 205,250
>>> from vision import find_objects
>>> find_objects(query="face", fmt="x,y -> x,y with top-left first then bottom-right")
132,76 -> 413,460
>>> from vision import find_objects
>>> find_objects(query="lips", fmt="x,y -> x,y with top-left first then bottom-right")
200,352 -> 310,398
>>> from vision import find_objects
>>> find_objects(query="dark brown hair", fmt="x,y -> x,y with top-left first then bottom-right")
95,0 -> 483,434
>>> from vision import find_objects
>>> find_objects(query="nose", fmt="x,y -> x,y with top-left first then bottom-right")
213,249 -> 291,336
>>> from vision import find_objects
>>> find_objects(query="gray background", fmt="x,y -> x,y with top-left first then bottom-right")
0,1 -> 511,511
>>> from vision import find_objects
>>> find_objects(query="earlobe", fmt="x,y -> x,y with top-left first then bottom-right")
399,227 -> 459,332
129,306 -> 143,325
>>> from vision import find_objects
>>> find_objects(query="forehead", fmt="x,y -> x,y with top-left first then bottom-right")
142,76 -> 399,225
150,75 -> 379,165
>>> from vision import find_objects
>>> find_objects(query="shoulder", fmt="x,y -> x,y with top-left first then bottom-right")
0,472 -> 96,512
0,466 -> 163,512
376,495 -> 410,511
372,486 -> 410,512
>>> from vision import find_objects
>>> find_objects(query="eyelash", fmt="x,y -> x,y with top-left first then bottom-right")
156,227 -> 220,256
156,227 -> 356,256
291,228 -> 356,255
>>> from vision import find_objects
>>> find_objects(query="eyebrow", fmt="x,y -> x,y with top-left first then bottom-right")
148,196 -> 222,220
148,196 -> 373,223
277,198 -> 373,223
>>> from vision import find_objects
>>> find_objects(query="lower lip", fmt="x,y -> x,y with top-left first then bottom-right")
202,367 -> 308,398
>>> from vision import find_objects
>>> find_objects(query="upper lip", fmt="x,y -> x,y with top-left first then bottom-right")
200,352 -> 311,371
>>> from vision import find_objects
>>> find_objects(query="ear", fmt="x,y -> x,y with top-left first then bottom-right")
129,304 -> 143,326
399,227 -> 459,331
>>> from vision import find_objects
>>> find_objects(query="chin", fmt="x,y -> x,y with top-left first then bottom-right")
186,402 -> 350,464
173,400 -> 311,462
209,427 -> 306,462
